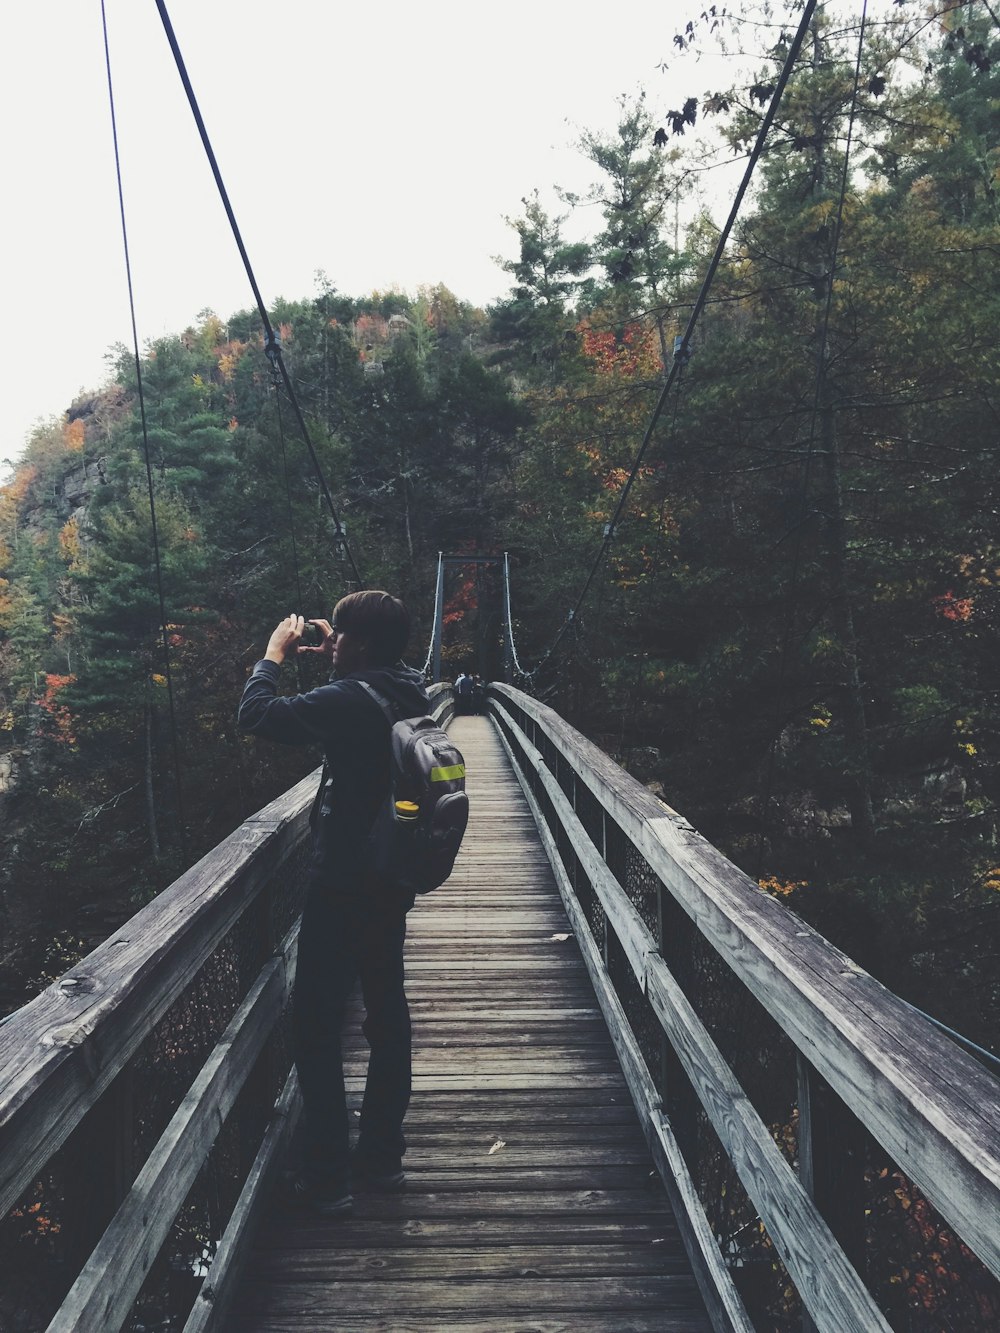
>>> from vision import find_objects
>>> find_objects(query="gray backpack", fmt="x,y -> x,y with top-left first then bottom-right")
355,681 -> 469,895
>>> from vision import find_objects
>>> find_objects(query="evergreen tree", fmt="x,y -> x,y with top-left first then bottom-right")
491,190 -> 591,374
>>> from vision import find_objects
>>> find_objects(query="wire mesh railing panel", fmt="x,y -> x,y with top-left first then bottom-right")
693,1104 -> 803,1329
556,749 -> 575,803
606,926 -> 660,1083
575,856 -> 607,959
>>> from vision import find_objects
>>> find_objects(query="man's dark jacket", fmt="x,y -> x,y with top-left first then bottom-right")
238,660 -> 429,891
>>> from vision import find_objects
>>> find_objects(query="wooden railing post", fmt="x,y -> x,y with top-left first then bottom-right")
796,1054 -> 868,1279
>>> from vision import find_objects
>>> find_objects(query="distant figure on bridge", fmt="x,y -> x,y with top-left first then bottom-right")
238,591 -> 427,1217
455,669 -> 475,715
471,674 -> 486,714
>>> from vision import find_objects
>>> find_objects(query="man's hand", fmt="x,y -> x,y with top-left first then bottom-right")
298,618 -> 336,664
264,615 -> 305,664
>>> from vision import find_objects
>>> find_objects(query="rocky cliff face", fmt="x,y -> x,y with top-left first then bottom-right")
0,384 -> 131,1011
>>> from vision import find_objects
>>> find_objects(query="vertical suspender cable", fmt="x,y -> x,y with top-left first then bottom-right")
421,552 -> 445,678
502,552 -> 529,681
100,0 -> 187,852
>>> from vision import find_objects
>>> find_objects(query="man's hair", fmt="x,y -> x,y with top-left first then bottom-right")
332,590 -> 410,667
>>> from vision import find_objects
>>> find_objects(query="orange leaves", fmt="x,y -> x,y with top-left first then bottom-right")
62,419 -> 85,452
579,319 -> 662,381
871,1167 -> 994,1318
758,875 -> 808,898
41,673 -> 74,692
4,464 -> 37,505
443,573 -> 477,627
354,312 -> 389,348
37,674 -> 77,747
933,589 -> 974,622
58,518 -> 80,564
10,1186 -> 62,1241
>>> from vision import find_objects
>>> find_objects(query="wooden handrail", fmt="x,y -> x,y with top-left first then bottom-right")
0,770 -> 315,1221
489,682 -> 1000,1330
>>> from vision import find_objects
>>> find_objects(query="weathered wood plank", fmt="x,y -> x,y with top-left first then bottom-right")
352,1066 -> 629,1087
261,1187 -> 676,1219
385,1120 -> 642,1142
238,1276 -> 709,1319
374,1105 -> 638,1129
254,1237 -> 693,1279
253,1243 -> 690,1280
343,1165 -> 659,1192
264,1216 -> 679,1251
236,1306 -> 709,1327
233,1314 -> 704,1333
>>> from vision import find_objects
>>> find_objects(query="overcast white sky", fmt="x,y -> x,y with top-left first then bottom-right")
3,1 -> 745,479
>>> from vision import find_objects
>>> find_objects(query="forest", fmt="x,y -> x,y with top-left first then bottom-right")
0,0 -> 998,1070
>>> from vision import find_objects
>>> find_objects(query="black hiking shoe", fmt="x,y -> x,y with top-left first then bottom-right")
351,1148 -> 406,1192
282,1170 -> 353,1217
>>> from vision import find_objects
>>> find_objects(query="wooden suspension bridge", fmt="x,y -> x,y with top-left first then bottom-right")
1,684 -> 999,1331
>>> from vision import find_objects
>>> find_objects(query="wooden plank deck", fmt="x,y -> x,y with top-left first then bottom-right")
235,716 -> 711,1332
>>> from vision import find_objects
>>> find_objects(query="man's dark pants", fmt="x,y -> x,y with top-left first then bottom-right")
293,880 -> 411,1187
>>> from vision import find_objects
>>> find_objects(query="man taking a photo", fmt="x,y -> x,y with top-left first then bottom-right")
238,591 -> 428,1215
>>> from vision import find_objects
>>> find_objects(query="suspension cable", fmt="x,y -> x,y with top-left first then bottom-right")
898,996 -> 1000,1076
101,0 -> 187,853
153,0 -> 363,587
530,0 -> 820,680
420,552 -> 445,677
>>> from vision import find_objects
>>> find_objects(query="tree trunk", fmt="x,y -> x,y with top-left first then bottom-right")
403,471 -> 414,561
144,694 -> 161,861
807,19 -> 874,843
821,395 -> 876,843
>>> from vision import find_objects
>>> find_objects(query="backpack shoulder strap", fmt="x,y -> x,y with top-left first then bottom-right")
353,678 -> 400,728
